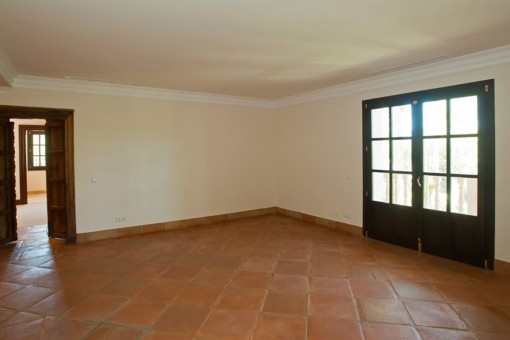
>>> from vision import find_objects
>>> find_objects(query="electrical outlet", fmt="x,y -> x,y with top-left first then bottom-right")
116,217 -> 126,222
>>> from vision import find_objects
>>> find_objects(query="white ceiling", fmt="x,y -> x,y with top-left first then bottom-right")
1,0 -> 510,99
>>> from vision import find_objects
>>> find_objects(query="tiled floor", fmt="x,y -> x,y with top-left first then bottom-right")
1,215 -> 510,339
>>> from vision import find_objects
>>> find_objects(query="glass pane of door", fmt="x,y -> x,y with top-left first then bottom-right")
392,173 -> 412,206
451,96 -> 478,135
371,108 -> 389,138
451,137 -> 478,175
391,105 -> 412,137
423,175 -> 447,211
451,177 -> 477,216
392,140 -> 412,172
372,140 -> 389,170
423,100 -> 447,136
423,138 -> 446,173
373,172 -> 390,203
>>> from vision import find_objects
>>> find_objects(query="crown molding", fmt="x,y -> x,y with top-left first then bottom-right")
0,46 -> 17,86
274,44 -> 510,108
4,45 -> 510,108
12,76 -> 276,108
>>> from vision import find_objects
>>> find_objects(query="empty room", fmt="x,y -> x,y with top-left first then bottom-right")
1,1 -> 510,339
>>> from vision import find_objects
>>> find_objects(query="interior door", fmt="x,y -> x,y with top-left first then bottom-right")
46,119 -> 67,239
0,119 -> 17,245
363,80 -> 495,268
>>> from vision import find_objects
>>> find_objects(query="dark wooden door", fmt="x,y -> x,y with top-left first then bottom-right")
363,80 -> 495,268
363,96 -> 418,250
46,119 -> 67,239
0,119 -> 17,245
417,82 -> 494,268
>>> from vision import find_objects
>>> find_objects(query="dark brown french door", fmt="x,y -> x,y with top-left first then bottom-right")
363,80 -> 495,268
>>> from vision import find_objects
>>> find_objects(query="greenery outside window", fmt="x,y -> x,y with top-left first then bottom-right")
27,129 -> 46,171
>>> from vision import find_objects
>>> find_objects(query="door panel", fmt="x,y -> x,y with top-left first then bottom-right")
393,208 -> 414,243
450,216 -> 481,260
46,119 -> 67,239
422,212 -> 446,250
365,98 -> 418,251
370,205 -> 394,241
0,119 -> 17,245
368,204 -> 418,249
363,80 -> 495,268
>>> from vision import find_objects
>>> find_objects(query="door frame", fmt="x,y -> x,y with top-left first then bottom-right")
0,105 -> 76,244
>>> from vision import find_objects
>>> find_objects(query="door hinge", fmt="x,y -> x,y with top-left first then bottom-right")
417,238 -> 422,254
484,259 -> 488,269
364,230 -> 368,238
365,191 -> 368,197
485,84 -> 489,92
364,103 -> 368,109
365,145 -> 368,152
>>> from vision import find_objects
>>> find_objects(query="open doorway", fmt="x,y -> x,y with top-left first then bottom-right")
12,119 -> 49,246
15,122 -> 48,205
0,105 -> 76,246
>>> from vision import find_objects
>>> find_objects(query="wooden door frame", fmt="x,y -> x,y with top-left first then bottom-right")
0,105 -> 76,244
16,124 -> 46,205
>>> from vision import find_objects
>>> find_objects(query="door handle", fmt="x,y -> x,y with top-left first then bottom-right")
417,176 -> 422,188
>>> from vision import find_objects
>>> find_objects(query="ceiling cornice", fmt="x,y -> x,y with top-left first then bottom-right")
0,46 -> 16,87
273,44 -> 510,108
12,76 -> 276,108
2,45 -> 510,108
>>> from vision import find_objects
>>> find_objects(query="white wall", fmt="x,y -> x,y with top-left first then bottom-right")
276,97 -> 361,225
1,60 -> 509,263
10,118 -> 46,200
27,170 -> 46,192
0,90 -> 277,232
276,62 -> 510,263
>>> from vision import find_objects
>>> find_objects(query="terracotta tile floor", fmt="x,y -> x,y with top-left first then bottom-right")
1,215 -> 510,339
